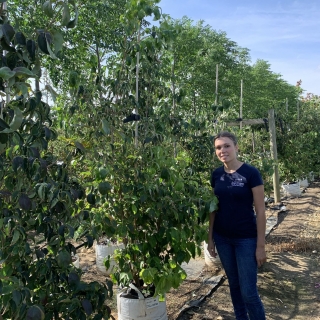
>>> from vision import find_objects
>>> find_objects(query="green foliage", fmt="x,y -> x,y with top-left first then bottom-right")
103,143 -> 211,296
277,100 -> 320,181
0,3 -> 113,319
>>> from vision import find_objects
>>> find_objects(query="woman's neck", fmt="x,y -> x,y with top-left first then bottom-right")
224,159 -> 243,173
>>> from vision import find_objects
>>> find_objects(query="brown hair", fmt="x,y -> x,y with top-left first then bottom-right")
214,131 -> 238,145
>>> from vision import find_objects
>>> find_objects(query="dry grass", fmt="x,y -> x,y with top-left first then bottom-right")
266,238 -> 320,253
266,202 -> 320,253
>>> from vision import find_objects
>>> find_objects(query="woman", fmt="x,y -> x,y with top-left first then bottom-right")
208,131 -> 266,320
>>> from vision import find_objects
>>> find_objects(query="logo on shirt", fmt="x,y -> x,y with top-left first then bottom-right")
220,172 -> 247,187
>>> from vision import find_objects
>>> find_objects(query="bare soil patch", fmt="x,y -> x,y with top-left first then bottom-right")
79,180 -> 320,320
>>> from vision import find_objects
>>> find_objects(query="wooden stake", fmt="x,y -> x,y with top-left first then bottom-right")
268,109 -> 281,203
215,64 -> 218,105
3,2 -> 10,108
172,58 -> 177,158
240,80 -> 243,129
252,130 -> 255,153
134,28 -> 141,148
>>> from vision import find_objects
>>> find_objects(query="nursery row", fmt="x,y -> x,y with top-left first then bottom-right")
0,0 -> 320,319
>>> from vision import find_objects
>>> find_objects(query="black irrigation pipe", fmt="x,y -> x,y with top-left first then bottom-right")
176,275 -> 226,319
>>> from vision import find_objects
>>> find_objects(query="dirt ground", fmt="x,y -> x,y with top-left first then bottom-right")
79,180 -> 320,320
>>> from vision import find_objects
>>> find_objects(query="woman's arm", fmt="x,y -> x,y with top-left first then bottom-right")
252,184 -> 267,267
208,210 -> 217,257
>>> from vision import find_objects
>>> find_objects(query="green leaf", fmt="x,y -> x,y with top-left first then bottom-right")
119,272 -> 132,284
176,250 -> 186,264
45,84 -> 58,102
0,67 -> 16,80
74,141 -> 85,152
68,272 -> 80,285
98,181 -> 112,195
139,268 -> 157,284
137,9 -> 145,20
187,241 -> 196,258
86,235 -> 94,248
13,67 -> 36,79
19,193 -> 32,211
170,273 -> 182,289
180,269 -> 187,281
22,50 -> 32,63
170,228 -> 180,242
148,235 -> 156,248
11,229 -> 20,245
38,32 -> 49,54
98,167 -> 108,179
42,1 -> 54,17
57,250 -> 72,268
12,290 -> 22,306
0,283 -> 15,294
81,299 -> 93,316
131,204 -> 137,214
2,106 -> 23,133
52,30 -> 64,55
169,260 -> 177,269
209,199 -> 218,212
26,40 -> 36,61
0,118 -> 10,130
32,58 -> 41,77
61,3 -> 71,26
46,37 -> 58,59
160,168 -> 170,181
1,37 -> 15,52
69,71 -> 79,88
26,305 -> 45,320
14,82 -> 29,96
0,133 -> 8,145
37,183 -> 47,200
8,76 -> 16,88
2,23 -> 15,44
153,7 -> 161,21
67,7 -> 79,29
15,32 -> 27,46
50,198 -> 59,209
175,179 -> 184,191
10,107 -> 23,131
101,119 -> 111,135
154,276 -> 171,295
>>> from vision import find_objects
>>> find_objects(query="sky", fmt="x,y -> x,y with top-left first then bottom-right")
158,0 -> 320,96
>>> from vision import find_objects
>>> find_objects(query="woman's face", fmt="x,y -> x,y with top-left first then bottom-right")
214,137 -> 238,164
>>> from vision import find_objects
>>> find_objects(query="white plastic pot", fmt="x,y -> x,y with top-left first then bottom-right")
282,182 -> 301,197
72,254 -> 80,268
203,241 -> 222,269
117,284 -> 167,320
309,171 -> 315,182
299,178 -> 309,188
95,242 -> 124,275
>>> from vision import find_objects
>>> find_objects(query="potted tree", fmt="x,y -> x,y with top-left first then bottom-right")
95,142 -> 215,319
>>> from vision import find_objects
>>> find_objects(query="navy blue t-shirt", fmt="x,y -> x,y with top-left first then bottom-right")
210,163 -> 263,239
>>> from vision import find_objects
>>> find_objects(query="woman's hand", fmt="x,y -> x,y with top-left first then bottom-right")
256,245 -> 267,267
207,239 -> 217,258
252,184 -> 267,268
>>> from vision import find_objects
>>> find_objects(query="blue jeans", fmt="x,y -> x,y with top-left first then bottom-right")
213,232 -> 266,320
